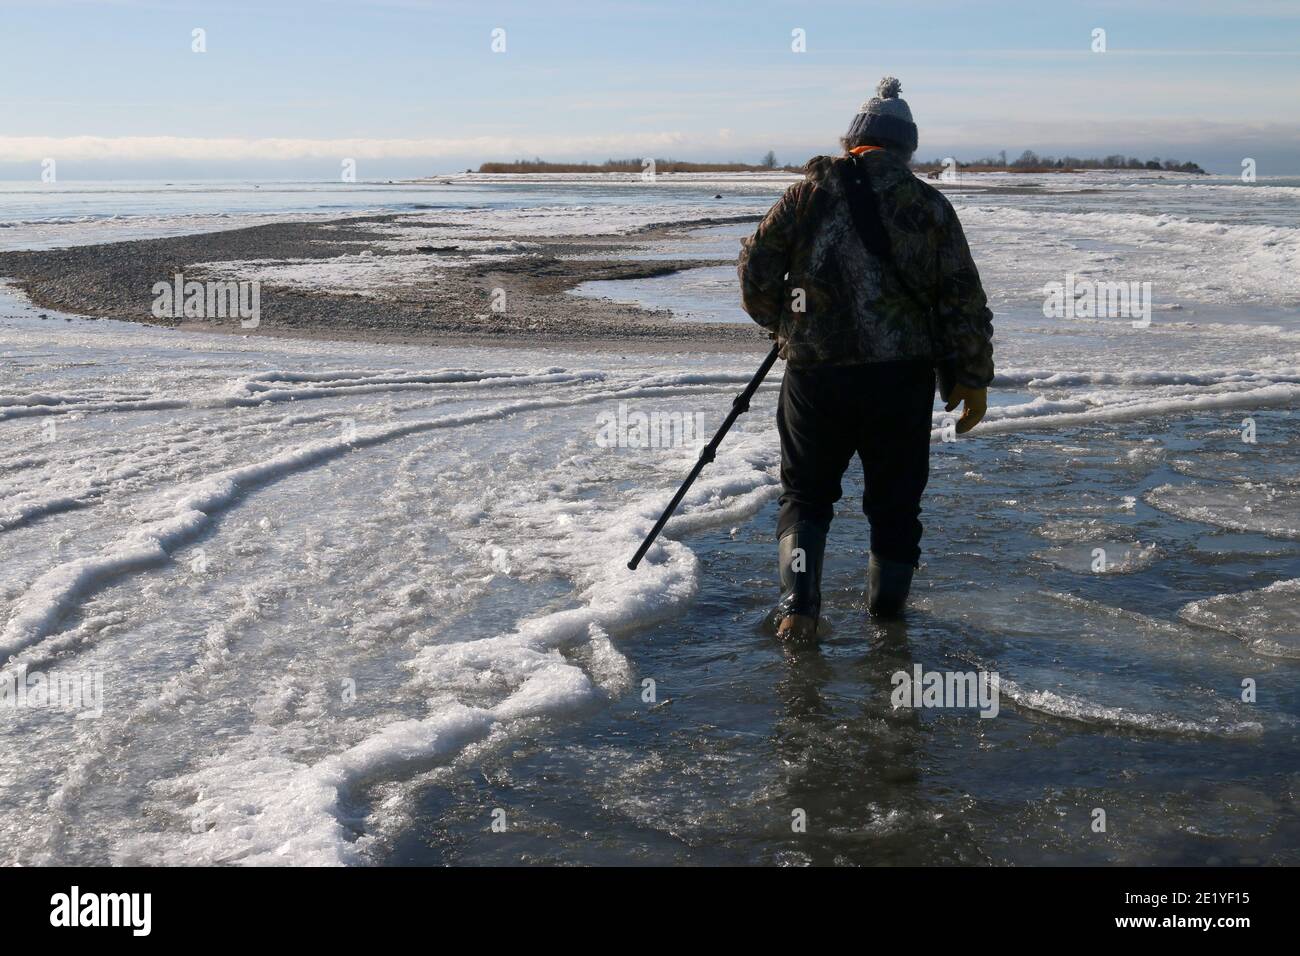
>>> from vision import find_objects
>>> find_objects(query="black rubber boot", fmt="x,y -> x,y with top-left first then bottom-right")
775,523 -> 826,642
868,553 -> 914,618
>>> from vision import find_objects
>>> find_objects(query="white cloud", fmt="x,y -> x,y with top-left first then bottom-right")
4,119 -> 1297,171
0,132 -> 690,162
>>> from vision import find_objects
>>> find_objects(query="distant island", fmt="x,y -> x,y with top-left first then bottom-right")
475,155 -> 802,174
474,150 -> 1205,176
913,150 -> 1206,175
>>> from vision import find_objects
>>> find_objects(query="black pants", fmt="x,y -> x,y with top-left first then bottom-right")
776,360 -> 935,566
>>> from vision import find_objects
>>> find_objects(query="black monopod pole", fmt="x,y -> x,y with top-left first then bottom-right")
627,342 -> 781,571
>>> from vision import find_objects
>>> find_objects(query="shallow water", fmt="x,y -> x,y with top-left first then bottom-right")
1,172 -> 1297,865
0,176 -> 791,251
388,409 -> 1299,866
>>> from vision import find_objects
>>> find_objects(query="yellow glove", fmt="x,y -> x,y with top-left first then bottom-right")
944,384 -> 987,435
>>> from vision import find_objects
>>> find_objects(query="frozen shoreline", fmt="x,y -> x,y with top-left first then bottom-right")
2,296 -> 1294,865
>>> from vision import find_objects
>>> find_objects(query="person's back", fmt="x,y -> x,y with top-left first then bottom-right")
737,77 -> 995,642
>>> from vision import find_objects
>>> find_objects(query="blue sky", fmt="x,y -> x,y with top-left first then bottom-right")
2,0 -> 1298,178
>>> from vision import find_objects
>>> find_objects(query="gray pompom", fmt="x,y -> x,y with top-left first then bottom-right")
876,76 -> 902,99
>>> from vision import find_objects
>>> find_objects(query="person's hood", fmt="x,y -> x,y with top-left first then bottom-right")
803,149 -> 906,188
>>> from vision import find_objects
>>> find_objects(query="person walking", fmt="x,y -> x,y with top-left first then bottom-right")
737,77 -> 995,641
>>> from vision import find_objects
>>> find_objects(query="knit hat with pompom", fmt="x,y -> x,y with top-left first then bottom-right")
843,76 -> 917,153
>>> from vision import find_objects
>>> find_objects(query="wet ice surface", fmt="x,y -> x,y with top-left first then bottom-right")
3,299 -> 1296,866
389,412 -> 1299,867
2,173 -> 1299,865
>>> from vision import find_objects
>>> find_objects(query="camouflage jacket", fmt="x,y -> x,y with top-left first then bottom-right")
737,150 -> 994,388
